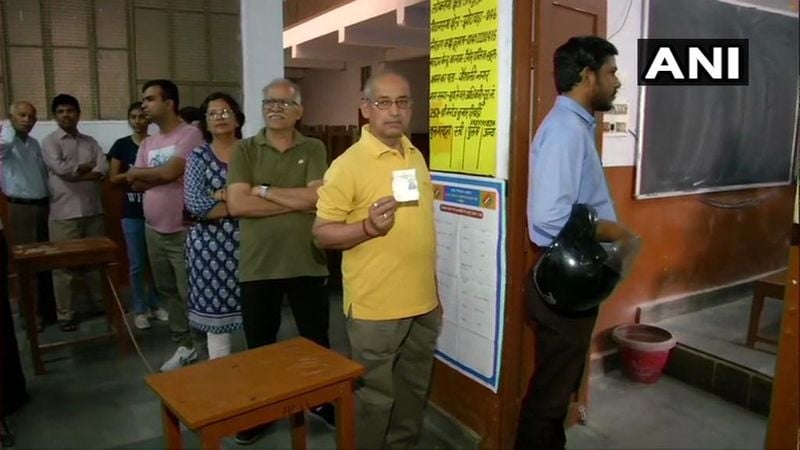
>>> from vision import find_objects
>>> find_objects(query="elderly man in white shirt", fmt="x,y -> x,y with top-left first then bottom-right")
0,100 -> 55,331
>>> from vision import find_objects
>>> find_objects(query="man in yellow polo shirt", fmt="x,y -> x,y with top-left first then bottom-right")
314,72 -> 441,450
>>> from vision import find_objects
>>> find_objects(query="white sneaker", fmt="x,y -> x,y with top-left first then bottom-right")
159,346 -> 198,372
151,307 -> 169,322
134,314 -> 151,330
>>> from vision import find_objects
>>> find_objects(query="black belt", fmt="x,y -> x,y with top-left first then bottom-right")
7,197 -> 48,206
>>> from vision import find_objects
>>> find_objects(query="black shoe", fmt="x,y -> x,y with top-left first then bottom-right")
310,403 -> 336,429
234,424 -> 270,445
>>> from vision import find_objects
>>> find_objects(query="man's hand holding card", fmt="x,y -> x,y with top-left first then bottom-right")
392,168 -> 419,202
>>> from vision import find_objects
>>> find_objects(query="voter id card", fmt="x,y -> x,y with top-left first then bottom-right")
392,169 -> 419,202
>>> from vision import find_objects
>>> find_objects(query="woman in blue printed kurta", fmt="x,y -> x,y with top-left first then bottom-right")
183,92 -> 245,359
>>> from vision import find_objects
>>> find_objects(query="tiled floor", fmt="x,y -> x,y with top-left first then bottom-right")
5,293 -> 770,450
6,294 -> 449,450
566,371 -> 767,450
656,296 -> 781,377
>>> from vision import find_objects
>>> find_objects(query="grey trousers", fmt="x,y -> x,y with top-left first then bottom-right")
144,226 -> 192,348
347,306 -> 442,450
49,215 -> 105,321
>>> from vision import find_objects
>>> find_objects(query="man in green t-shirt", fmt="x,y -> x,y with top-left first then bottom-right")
227,78 -> 333,443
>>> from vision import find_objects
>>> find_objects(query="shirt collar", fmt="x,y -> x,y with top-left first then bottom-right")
359,125 -> 416,159
10,131 -> 34,145
555,95 -> 596,127
255,128 -> 309,150
55,127 -> 84,140
17,134 -> 37,147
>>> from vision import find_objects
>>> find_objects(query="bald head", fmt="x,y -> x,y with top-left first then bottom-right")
9,101 -> 36,116
362,72 -> 410,100
8,101 -> 37,137
360,72 -> 413,146
262,78 -> 302,104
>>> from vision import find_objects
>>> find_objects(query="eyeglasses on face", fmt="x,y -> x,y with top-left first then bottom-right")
365,97 -> 413,110
262,98 -> 299,109
206,109 -> 233,120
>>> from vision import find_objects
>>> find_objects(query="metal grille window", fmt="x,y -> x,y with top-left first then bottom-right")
133,0 -> 242,111
0,0 -> 242,120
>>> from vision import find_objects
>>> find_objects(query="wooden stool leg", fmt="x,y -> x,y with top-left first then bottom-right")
290,411 -> 307,450
200,429 -> 223,450
19,271 -> 45,375
336,382 -> 356,450
162,405 -> 183,450
747,292 -> 765,348
102,264 -> 128,354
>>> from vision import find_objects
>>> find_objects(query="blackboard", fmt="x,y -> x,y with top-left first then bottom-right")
636,0 -> 799,198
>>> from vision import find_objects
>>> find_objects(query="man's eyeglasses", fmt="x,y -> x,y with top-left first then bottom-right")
365,98 -> 413,110
262,98 -> 299,109
206,109 -> 232,120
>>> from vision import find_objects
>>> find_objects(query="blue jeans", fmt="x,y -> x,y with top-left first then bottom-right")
121,218 -> 160,314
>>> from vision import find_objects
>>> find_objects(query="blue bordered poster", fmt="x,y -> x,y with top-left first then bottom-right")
431,172 -> 506,393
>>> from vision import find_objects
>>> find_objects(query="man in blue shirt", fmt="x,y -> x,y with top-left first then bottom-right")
0,101 -> 54,331
516,36 -> 640,450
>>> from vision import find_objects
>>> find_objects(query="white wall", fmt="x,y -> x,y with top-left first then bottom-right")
28,121 -> 153,154
602,0 -> 643,167
298,64 -> 363,127
241,0 -> 284,137
496,0 -> 513,179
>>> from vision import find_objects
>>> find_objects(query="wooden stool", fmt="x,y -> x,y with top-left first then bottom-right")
145,337 -> 364,450
12,237 -> 127,375
746,269 -> 787,348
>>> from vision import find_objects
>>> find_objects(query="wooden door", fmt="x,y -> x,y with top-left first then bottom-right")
503,0 -> 608,445
765,220 -> 799,449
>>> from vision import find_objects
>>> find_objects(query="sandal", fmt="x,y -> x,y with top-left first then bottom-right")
59,319 -> 78,332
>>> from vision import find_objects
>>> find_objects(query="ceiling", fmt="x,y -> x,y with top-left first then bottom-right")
283,0 -> 430,72
280,0 -> 796,74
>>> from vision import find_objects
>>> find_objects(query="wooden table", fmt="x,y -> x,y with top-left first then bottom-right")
146,337 -> 364,450
12,237 -> 126,374
746,269 -> 787,348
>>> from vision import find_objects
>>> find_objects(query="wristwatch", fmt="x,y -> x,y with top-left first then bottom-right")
258,184 -> 270,198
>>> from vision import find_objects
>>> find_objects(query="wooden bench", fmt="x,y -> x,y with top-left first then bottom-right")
747,269 -> 788,348
11,237 -> 126,374
145,337 -> 364,450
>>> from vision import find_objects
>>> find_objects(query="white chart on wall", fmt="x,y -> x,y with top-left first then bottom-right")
431,172 -> 506,393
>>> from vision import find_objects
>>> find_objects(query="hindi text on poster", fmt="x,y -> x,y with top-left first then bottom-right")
429,0 -> 499,176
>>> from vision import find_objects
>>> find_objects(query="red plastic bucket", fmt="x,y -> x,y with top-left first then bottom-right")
613,324 -> 677,384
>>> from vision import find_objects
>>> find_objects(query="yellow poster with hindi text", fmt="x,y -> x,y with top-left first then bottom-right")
429,0 -> 499,176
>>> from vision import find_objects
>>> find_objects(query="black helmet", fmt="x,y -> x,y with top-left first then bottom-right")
533,203 -> 621,314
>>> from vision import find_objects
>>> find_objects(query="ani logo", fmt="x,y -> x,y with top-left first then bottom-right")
638,39 -> 749,86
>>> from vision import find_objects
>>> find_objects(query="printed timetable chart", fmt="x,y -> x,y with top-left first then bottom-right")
429,0 -> 499,176
432,172 -> 506,392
